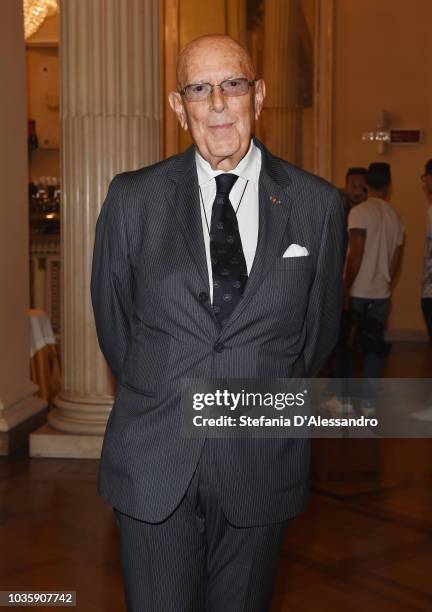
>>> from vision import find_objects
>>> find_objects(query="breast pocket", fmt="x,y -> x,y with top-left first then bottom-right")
263,256 -> 314,321
273,256 -> 313,271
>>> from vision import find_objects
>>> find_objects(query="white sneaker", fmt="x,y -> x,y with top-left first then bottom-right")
411,406 -> 432,421
321,395 -> 355,416
360,402 -> 376,418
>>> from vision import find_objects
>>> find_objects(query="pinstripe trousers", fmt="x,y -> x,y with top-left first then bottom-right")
113,439 -> 290,612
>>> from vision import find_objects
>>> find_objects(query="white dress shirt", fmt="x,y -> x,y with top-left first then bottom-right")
195,139 -> 261,302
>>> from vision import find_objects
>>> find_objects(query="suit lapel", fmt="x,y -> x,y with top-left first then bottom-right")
165,146 -> 210,291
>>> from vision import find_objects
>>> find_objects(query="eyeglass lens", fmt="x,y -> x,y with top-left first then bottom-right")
185,78 -> 251,100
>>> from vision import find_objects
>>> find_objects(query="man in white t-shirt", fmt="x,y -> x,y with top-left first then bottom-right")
344,162 -> 404,409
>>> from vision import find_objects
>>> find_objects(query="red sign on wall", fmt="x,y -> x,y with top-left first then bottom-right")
390,129 -> 422,144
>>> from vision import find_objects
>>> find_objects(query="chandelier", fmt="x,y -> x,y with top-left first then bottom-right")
23,0 -> 59,40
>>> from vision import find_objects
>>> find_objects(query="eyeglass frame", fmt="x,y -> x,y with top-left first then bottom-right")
179,77 -> 257,101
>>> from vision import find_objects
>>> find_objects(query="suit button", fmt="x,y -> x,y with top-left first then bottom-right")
198,291 -> 209,303
214,341 -> 225,353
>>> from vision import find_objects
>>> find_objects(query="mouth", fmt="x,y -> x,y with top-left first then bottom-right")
208,123 -> 234,130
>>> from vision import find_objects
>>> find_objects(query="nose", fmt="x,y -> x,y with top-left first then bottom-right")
210,86 -> 226,112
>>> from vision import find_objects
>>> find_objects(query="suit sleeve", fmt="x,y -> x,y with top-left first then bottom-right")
303,189 -> 345,377
90,175 -> 134,382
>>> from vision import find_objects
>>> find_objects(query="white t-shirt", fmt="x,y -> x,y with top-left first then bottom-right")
422,205 -> 432,298
347,197 -> 404,298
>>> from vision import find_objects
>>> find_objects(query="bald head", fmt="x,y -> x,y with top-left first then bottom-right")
176,35 -> 255,89
168,33 -> 266,171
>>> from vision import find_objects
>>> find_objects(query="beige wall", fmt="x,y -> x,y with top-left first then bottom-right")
26,14 -> 60,181
0,2 -> 31,393
26,47 -> 59,150
177,0 -> 227,151
26,45 -> 60,181
333,0 -> 432,334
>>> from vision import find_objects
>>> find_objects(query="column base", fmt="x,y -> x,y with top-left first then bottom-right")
47,391 -> 112,435
30,423 -> 103,459
0,395 -> 47,456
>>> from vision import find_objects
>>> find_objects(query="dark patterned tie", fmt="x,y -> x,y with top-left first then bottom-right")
210,173 -> 248,326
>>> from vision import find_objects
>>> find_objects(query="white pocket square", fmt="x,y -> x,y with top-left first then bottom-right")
282,244 -> 309,258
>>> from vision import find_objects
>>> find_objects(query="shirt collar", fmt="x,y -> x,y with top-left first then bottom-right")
195,139 -> 260,187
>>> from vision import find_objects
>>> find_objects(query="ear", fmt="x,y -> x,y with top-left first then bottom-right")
253,79 -> 266,121
168,91 -> 188,131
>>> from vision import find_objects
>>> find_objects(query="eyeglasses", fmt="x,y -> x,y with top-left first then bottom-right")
179,78 -> 256,102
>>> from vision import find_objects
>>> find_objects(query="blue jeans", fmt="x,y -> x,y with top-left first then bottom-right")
349,297 -> 390,401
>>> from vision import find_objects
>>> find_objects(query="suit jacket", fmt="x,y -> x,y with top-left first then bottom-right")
90,138 -> 345,526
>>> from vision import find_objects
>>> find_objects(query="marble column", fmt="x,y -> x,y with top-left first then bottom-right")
30,0 -> 161,458
260,0 -> 303,165
0,1 -> 47,455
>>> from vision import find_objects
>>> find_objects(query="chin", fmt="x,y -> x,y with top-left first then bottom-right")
207,135 -> 242,158
209,146 -> 238,160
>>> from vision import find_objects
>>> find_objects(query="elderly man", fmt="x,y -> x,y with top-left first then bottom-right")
91,35 -> 345,611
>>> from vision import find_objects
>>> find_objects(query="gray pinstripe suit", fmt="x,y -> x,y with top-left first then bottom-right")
91,138 -> 345,610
